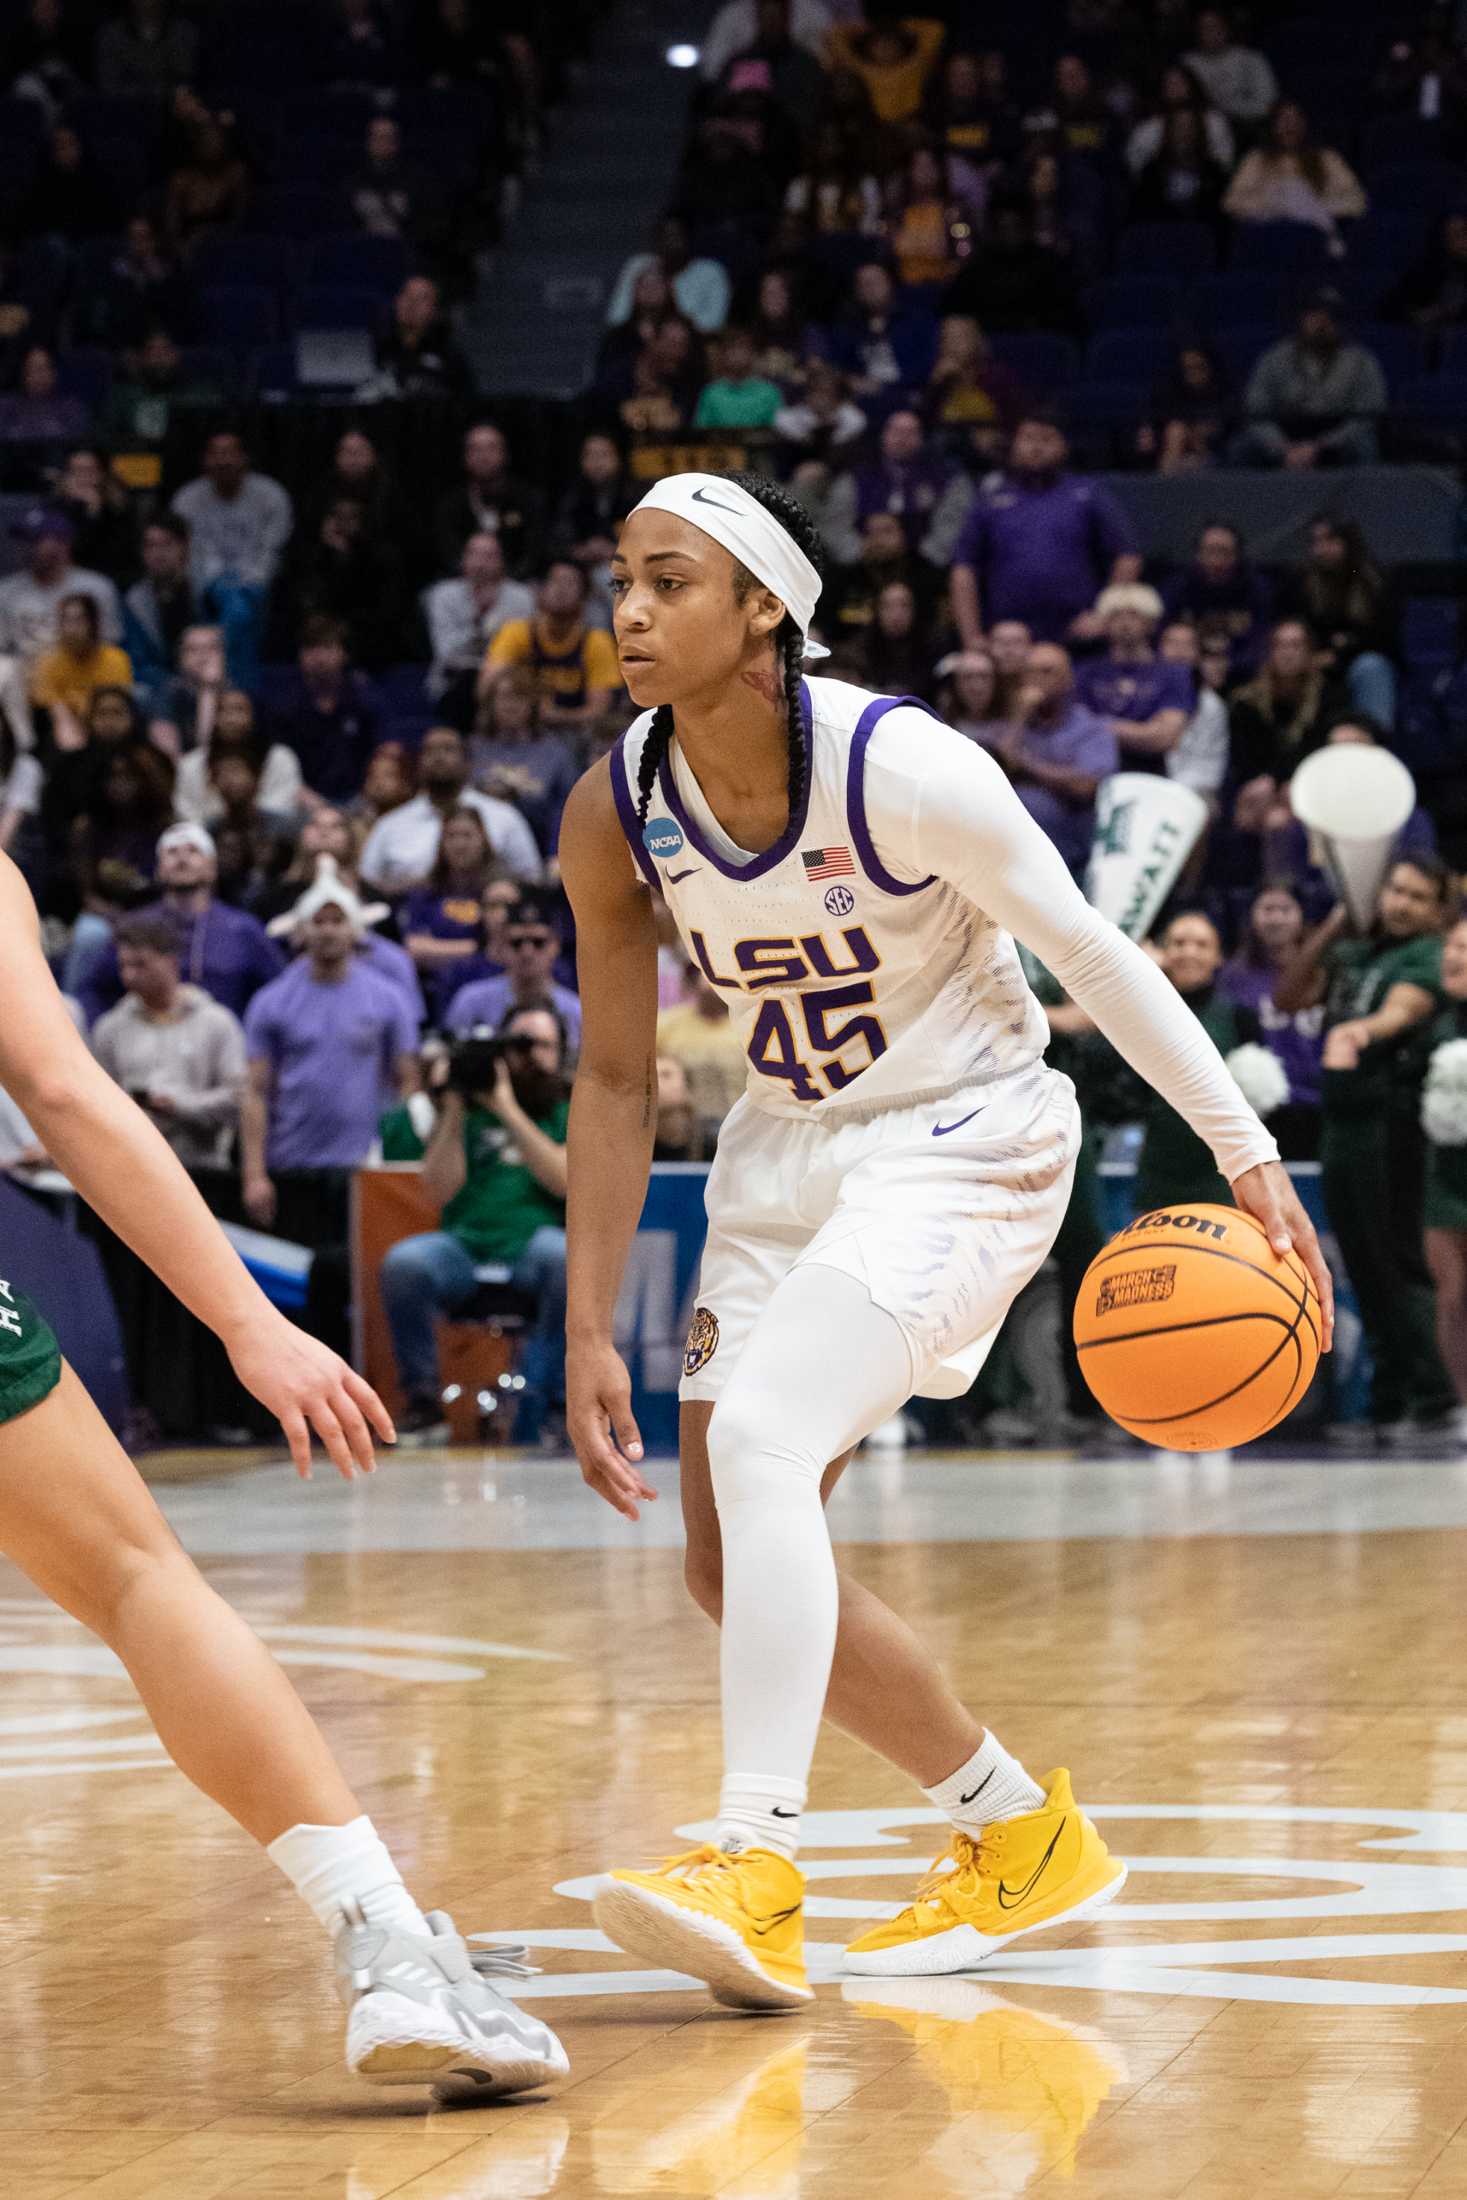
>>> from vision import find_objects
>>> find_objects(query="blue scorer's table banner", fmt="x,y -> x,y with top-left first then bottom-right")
623,1160 -> 1364,1448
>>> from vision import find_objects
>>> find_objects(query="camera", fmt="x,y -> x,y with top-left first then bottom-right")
446,1027 -> 535,1097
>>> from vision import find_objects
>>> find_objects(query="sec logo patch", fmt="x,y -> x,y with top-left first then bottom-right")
823,883 -> 856,917
683,1305 -> 720,1376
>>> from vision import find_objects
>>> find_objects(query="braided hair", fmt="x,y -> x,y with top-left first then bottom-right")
633,472 -> 826,829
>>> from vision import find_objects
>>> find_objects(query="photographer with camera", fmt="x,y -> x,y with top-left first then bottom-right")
379,1003 -> 570,1444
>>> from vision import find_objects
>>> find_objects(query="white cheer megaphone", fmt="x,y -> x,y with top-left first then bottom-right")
1084,773 -> 1209,939
1288,744 -> 1417,932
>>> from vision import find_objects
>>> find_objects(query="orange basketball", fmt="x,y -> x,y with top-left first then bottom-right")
1073,1202 -> 1322,1452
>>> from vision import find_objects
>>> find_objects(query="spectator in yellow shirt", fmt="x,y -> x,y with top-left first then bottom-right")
657,968 -> 749,1148
826,16 -> 944,124
480,558 -> 620,732
31,592 -> 133,720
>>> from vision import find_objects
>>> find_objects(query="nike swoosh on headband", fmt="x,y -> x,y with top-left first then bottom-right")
932,1107 -> 985,1138
691,486 -> 739,510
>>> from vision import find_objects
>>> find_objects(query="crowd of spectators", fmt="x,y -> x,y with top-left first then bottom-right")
591,0 -> 1467,485
7,0 -> 1467,1455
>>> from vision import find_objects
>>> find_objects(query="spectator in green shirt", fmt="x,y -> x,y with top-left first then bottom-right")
379,1003 -> 569,1443
1275,857 -> 1456,1438
692,327 -> 784,431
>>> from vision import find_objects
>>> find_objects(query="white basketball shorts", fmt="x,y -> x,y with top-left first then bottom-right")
679,1065 -> 1081,1406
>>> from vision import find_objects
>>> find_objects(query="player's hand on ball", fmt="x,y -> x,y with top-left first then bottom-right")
568,1341 -> 657,1521
1230,1161 -> 1334,1351
226,1313 -> 395,1480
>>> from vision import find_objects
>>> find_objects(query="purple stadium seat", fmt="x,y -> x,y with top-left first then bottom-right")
1368,162 -> 1466,215
305,236 -> 409,293
55,350 -> 114,409
1214,323 -> 1277,384
986,331 -> 1078,390
1230,222 -> 1333,274
1080,277 -> 1178,330
1402,589 -> 1464,666
252,189 -> 347,238
294,284 -> 385,332
1361,117 -> 1453,172
1084,329 -> 1170,384
193,234 -> 299,297
1192,273 -> 1289,330
201,284 -> 280,347
1115,223 -> 1217,278
1355,323 -> 1426,390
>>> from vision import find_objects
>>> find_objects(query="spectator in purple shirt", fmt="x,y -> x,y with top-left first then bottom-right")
951,414 -> 1141,649
444,897 -> 582,1050
987,640 -> 1118,874
1074,584 -> 1194,774
821,261 -> 938,399
242,871 -> 420,1352
822,407 -> 970,567
269,615 -> 381,806
76,821 -> 285,1028
1160,521 -> 1271,676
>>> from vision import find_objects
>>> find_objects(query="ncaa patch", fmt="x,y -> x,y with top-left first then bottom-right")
644,816 -> 684,860
684,1305 -> 720,1376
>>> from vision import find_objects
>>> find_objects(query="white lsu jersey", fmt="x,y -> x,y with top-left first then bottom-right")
609,675 -> 1051,1122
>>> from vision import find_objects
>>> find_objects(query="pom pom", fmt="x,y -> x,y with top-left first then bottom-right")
1423,1038 -> 1467,1146
1226,1041 -> 1290,1120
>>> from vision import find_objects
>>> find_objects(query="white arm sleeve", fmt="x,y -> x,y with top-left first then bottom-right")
872,715 -> 1279,1185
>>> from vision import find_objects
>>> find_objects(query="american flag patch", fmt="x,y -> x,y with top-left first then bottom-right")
801,845 -> 855,881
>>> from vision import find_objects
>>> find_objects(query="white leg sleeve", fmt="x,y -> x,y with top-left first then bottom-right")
706,1263 -> 916,1821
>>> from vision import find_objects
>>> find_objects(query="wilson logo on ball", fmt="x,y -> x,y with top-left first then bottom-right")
1127,1210 -> 1228,1241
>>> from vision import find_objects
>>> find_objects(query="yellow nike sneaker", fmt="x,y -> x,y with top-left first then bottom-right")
843,1769 -> 1125,1977
594,1844 -> 812,2011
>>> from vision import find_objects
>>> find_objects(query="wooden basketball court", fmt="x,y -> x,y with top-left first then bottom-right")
8,1440 -> 1467,2198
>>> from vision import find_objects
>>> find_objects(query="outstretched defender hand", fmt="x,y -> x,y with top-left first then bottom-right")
1230,1160 -> 1335,1353
226,1312 -> 396,1480
568,1340 -> 657,1522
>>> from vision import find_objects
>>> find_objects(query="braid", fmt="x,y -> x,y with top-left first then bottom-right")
631,470 -> 825,829
634,703 -> 674,829
780,618 -> 807,820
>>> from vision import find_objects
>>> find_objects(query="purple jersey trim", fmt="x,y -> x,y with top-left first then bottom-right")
609,735 -> 663,891
656,681 -> 815,880
847,695 -> 939,896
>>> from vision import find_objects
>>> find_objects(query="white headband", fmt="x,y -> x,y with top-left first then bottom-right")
631,472 -> 828,659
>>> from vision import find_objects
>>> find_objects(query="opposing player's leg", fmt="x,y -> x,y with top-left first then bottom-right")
680,1400 -> 1124,1978
0,1357 -> 565,2095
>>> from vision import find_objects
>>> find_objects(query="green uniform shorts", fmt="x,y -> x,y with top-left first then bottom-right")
0,1277 -> 63,1427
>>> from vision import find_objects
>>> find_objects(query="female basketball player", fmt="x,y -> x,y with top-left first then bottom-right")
0,851 -> 565,2096
559,470 -> 1333,2011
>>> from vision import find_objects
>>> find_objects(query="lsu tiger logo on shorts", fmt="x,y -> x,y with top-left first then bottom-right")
684,1305 -> 720,1376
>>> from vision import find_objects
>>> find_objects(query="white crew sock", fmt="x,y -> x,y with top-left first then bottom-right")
267,1814 -> 431,1937
716,1774 -> 806,1862
707,1265 -> 916,1864
925,1734 -> 1047,1836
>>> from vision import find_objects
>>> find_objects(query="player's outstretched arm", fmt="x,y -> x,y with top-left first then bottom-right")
0,853 -> 393,1477
558,761 -> 663,1520
879,724 -> 1336,1348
